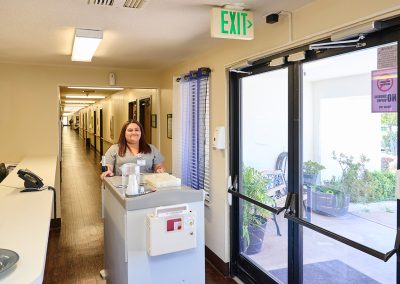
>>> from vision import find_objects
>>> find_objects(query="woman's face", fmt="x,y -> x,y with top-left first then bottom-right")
125,123 -> 141,144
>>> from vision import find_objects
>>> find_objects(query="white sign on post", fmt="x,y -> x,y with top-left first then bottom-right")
211,8 -> 254,40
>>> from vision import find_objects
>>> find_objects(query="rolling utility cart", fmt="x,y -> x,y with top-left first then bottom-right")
103,176 -> 204,284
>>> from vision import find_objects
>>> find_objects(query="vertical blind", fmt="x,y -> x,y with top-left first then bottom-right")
172,67 -> 211,205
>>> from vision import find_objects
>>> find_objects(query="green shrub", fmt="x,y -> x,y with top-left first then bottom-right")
367,171 -> 395,201
328,152 -> 396,203
303,160 -> 325,175
330,152 -> 371,203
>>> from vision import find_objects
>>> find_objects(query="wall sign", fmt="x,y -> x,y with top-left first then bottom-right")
211,8 -> 254,40
371,67 -> 397,113
110,116 -> 114,140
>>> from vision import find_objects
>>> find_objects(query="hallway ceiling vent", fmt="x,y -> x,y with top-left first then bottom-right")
88,0 -> 147,9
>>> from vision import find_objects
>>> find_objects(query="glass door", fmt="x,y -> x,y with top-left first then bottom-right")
230,66 -> 290,283
301,42 -> 397,284
230,22 -> 399,284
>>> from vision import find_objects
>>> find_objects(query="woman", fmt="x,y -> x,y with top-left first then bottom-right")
101,120 -> 165,179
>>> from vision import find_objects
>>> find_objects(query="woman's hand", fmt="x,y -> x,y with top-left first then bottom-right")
100,170 -> 114,180
154,163 -> 165,173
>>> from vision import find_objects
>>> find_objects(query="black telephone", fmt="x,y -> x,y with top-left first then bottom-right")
17,169 -> 44,191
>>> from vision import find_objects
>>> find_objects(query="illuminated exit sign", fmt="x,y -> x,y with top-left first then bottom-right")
211,8 -> 254,40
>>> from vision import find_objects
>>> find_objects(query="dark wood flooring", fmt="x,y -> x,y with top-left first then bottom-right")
43,127 -> 235,284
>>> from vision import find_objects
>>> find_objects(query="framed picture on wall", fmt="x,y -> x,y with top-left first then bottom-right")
151,114 -> 157,128
167,114 -> 172,139
110,116 -> 114,140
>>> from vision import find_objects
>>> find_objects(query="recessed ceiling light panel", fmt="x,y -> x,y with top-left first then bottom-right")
71,29 -> 103,62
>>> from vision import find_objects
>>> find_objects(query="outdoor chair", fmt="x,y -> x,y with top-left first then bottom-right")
261,152 -> 288,236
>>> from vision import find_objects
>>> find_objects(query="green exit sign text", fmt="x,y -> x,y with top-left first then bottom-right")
211,8 -> 254,40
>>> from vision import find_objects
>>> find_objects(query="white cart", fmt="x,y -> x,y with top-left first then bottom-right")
103,176 -> 205,284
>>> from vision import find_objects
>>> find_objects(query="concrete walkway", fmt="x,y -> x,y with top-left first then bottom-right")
246,202 -> 397,284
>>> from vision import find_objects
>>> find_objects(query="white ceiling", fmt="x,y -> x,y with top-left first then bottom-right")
0,0 -> 313,70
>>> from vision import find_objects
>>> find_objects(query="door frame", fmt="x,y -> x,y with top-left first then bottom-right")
128,100 -> 138,121
93,110 -> 97,152
100,109 -> 104,156
139,97 -> 152,143
229,17 -> 400,284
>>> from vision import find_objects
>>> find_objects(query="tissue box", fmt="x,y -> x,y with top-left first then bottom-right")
143,173 -> 181,188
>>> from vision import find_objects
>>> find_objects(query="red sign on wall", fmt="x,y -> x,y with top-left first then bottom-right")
371,67 -> 397,113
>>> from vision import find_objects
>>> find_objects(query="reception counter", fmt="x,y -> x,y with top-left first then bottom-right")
103,176 -> 205,284
0,156 -> 57,283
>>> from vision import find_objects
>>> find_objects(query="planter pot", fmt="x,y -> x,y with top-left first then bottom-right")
303,173 -> 318,185
245,215 -> 268,255
306,188 -> 350,217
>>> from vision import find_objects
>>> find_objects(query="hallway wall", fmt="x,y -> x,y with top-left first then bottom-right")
159,0 -> 400,264
0,63 -> 160,219
0,63 -> 160,163
77,88 -> 160,154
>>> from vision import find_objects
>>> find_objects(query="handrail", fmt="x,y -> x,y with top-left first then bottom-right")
285,212 -> 398,261
282,193 -> 399,262
228,188 -> 399,262
228,188 -> 279,214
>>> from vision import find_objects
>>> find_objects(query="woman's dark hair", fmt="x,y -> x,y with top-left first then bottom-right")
118,120 -> 151,156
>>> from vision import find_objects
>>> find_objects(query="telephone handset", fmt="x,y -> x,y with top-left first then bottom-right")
17,169 -> 44,191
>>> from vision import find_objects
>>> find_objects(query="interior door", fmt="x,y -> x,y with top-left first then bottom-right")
129,100 -> 137,121
100,109 -> 103,156
139,97 -> 152,143
94,110 -> 97,152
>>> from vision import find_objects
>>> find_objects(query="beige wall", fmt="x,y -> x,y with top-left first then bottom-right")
77,88 -> 160,156
0,63 -> 159,219
159,0 -> 400,263
0,63 -> 160,163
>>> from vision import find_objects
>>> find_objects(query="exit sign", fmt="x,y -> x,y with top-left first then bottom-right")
211,8 -> 254,40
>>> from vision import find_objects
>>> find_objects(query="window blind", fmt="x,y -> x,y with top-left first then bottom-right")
172,67 -> 211,206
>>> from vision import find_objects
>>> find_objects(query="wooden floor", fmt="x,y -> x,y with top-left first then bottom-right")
43,127 -> 235,284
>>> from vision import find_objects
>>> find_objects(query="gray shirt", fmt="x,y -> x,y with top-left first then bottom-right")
104,144 -> 164,175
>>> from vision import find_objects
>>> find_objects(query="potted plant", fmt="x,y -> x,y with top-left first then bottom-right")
306,152 -> 370,217
242,166 -> 275,255
306,185 -> 350,217
303,160 -> 325,185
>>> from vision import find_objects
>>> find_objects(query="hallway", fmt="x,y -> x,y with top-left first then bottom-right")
43,127 -> 234,283
44,127 -> 105,283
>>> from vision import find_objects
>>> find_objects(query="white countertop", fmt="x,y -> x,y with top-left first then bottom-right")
0,156 -> 56,283
104,176 -> 203,211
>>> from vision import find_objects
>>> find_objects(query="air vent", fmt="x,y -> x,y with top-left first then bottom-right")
123,0 -> 146,8
88,0 -> 114,6
88,0 -> 147,9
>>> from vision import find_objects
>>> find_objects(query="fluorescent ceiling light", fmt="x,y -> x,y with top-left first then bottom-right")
71,29 -> 103,62
64,106 -> 84,110
65,100 -> 95,104
65,95 -> 106,99
63,105 -> 86,108
62,104 -> 89,107
67,86 -> 123,90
